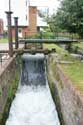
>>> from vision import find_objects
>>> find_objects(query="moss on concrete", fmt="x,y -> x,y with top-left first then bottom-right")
0,55 -> 22,125
50,62 -> 64,90
0,85 -> 2,96
47,60 -> 65,125
48,77 -> 65,125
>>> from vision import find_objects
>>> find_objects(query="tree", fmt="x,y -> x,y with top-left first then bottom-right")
49,0 -> 83,38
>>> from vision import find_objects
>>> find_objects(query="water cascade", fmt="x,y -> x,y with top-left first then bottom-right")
6,54 -> 60,125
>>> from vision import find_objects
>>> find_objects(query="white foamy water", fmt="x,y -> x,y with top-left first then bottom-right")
6,85 -> 60,125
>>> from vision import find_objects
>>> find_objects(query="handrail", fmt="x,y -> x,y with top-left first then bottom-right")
19,39 -> 78,44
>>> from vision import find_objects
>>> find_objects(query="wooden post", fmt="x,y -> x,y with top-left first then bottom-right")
14,17 -> 18,49
5,11 -> 13,57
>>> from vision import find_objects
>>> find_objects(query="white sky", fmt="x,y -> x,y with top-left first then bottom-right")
0,0 -> 60,29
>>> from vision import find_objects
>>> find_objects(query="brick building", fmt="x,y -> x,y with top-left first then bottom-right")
0,19 -> 4,38
12,6 -> 47,39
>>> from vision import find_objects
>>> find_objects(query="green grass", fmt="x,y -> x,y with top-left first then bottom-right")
73,43 -> 83,49
43,44 -> 74,61
43,44 -> 68,54
0,38 -> 8,43
44,44 -> 83,92
61,61 -> 83,92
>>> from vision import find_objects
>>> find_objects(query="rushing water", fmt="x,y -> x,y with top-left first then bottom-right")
6,54 -> 60,125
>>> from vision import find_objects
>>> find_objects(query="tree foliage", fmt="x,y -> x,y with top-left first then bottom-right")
49,0 -> 83,38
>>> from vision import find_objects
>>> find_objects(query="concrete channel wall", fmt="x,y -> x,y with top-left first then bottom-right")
0,55 -> 21,123
47,55 -> 83,125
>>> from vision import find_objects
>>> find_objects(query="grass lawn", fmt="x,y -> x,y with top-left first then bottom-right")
43,44 -> 74,61
43,44 -> 68,54
61,61 -> 83,92
0,38 -> 8,43
44,44 -> 83,92
73,43 -> 83,49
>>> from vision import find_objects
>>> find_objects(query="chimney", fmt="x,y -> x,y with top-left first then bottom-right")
29,6 -> 37,34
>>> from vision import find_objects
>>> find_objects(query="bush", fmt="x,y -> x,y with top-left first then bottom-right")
24,31 -> 55,39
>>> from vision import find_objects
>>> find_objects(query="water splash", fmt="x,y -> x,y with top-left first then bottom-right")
6,85 -> 60,125
21,54 -> 46,86
6,54 -> 60,125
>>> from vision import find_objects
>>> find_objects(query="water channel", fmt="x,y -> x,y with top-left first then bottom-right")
6,54 -> 60,125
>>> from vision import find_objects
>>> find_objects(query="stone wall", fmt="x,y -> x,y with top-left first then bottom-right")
0,55 -> 21,122
47,55 -> 83,125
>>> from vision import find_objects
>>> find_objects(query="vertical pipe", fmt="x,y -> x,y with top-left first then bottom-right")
14,17 -> 18,49
9,0 -> 11,11
0,54 -> 2,67
5,11 -> 13,57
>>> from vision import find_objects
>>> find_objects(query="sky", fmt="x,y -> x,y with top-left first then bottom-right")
0,0 -> 60,29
